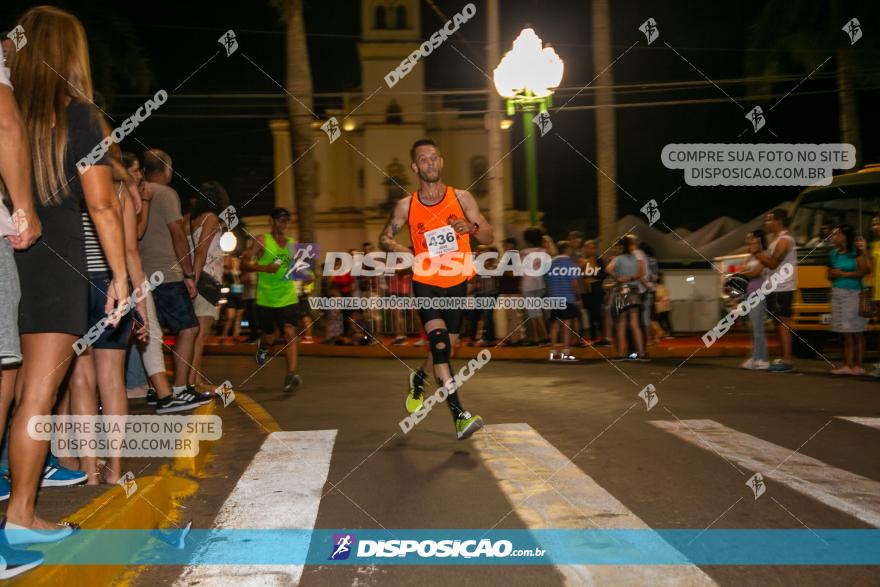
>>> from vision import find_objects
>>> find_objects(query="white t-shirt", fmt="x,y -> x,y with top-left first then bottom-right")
767,232 -> 797,292
520,247 -> 547,293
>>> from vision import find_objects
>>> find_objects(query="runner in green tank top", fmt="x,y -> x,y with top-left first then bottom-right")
241,208 -> 302,392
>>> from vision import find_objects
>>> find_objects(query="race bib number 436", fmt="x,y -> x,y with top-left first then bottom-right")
424,225 -> 459,257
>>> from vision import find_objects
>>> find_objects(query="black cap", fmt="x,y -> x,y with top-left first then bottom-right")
270,207 -> 291,220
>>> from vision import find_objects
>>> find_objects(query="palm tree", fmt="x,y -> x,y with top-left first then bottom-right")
272,0 -> 317,243
748,1 -> 880,166
591,0 -> 617,250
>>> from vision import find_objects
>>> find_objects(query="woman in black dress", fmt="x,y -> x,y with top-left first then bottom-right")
6,6 -> 127,540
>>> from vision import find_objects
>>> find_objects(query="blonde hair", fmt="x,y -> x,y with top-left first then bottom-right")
9,5 -> 96,205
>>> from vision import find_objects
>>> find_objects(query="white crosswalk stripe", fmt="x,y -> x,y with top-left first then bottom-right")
472,423 -> 717,586
837,416 -> 880,431
175,430 -> 337,586
652,419 -> 880,528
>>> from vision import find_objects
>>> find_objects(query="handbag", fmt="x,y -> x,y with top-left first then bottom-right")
613,283 -> 641,313
197,272 -> 222,305
859,287 -> 878,318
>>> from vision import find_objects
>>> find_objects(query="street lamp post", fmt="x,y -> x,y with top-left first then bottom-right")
493,28 -> 564,227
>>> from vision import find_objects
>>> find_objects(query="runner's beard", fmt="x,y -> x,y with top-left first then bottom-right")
420,170 -> 440,183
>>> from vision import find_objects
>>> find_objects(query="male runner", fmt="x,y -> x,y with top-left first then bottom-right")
379,139 -> 493,440
241,207 -> 302,392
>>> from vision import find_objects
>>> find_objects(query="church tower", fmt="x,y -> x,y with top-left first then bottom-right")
357,1 -> 427,212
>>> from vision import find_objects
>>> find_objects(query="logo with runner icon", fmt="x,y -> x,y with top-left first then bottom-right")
329,533 -> 356,560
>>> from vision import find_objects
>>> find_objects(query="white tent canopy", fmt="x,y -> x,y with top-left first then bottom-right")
609,202 -> 793,261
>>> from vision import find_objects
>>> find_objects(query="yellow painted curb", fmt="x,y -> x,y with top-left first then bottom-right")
8,474 -> 198,586
233,391 -> 282,433
8,389 -> 278,586
170,399 -> 219,478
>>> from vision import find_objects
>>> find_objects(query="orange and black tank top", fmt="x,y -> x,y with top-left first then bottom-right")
408,185 -> 475,288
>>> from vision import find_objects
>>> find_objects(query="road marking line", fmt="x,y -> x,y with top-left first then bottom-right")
175,430 -> 337,586
837,416 -> 880,431
652,419 -> 880,527
473,423 -> 716,586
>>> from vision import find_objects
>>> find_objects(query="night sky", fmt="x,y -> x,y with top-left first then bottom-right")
2,0 -> 878,238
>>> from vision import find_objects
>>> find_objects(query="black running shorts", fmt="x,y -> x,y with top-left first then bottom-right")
411,280 -> 469,334
255,303 -> 300,336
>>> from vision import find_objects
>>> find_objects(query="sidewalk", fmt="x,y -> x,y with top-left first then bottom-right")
201,333 -> 780,360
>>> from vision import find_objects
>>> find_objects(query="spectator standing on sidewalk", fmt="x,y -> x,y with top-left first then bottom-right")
521,227 -> 549,345
868,217 -> 880,377
139,149 -> 207,402
739,230 -> 770,370
0,24 -> 48,575
187,181 -> 229,388
639,243 -> 659,347
545,241 -> 582,361
654,272 -> 673,339
497,237 -> 523,346
608,236 -> 646,361
757,209 -> 798,372
828,224 -> 869,375
6,4 -> 129,546
581,240 -> 609,345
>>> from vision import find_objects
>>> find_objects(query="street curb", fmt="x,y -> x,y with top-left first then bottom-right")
8,474 -> 198,586
204,341 -> 781,361
7,393 -> 275,586
234,392 -> 282,434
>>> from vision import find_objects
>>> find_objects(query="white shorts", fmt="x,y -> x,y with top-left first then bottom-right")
193,294 -> 219,320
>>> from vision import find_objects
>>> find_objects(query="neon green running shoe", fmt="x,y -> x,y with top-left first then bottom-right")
455,412 -> 484,440
405,370 -> 426,414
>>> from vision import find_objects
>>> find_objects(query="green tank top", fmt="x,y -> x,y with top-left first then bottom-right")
256,233 -> 298,307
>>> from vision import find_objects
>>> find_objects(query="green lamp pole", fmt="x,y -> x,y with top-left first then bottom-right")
507,91 -> 551,226
494,28 -> 563,228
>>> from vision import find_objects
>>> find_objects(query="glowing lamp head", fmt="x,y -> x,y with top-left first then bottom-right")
493,28 -> 564,99
219,231 -> 238,253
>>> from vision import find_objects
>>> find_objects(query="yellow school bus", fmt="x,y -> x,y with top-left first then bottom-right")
786,164 -> 880,355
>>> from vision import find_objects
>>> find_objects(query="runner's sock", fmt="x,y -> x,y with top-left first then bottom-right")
445,386 -> 466,420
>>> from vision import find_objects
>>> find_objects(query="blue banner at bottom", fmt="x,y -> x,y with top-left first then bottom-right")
15,529 -> 880,565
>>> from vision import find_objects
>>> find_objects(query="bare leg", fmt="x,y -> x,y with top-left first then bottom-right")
778,319 -> 793,362
282,323 -> 299,373
8,333 -> 77,530
856,333 -> 864,369
616,311 -> 628,356
629,310 -> 645,356
549,320 -> 560,354
188,316 -> 214,386
0,367 -> 17,470
172,325 -> 199,388
69,351 -> 98,483
562,319 -> 572,350
221,307 -> 235,340
94,349 -> 126,484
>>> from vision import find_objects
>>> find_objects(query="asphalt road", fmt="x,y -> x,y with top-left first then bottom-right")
181,351 -> 880,586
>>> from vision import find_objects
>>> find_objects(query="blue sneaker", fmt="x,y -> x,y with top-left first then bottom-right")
0,476 -> 9,502
42,455 -> 87,487
0,521 -> 43,578
768,360 -> 794,373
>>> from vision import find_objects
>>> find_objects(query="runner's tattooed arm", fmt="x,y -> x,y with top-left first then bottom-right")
379,196 -> 412,253
453,188 -> 493,245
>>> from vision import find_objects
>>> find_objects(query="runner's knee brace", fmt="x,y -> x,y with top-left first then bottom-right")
428,328 -> 451,366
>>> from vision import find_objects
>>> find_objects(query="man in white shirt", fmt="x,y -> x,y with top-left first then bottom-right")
757,208 -> 798,372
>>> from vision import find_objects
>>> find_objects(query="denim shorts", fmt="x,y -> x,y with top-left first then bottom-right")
152,281 -> 199,333
87,272 -> 134,350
